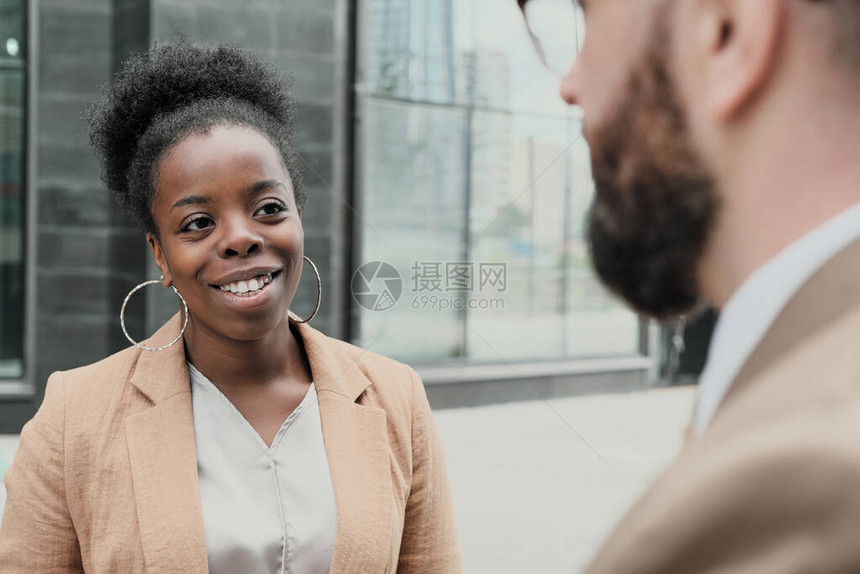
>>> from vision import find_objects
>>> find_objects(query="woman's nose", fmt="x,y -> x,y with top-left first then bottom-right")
219,218 -> 262,258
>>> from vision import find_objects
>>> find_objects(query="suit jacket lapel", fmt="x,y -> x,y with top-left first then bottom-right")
708,236 -> 860,438
126,315 -> 208,573
293,322 -> 395,574
319,394 -> 394,573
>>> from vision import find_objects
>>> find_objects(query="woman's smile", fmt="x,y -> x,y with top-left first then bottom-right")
216,271 -> 274,295
211,269 -> 284,310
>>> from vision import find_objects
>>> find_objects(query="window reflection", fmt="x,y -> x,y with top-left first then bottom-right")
358,100 -> 467,363
359,0 -> 638,366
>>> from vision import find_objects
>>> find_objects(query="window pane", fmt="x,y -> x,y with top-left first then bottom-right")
366,0 -> 571,116
367,0 -> 473,105
359,0 -> 641,365
0,0 -> 26,379
470,0 -> 571,116
468,113 -> 569,362
356,99 -> 467,364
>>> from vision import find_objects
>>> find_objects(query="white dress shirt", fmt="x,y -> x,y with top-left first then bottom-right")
188,363 -> 338,574
693,202 -> 860,432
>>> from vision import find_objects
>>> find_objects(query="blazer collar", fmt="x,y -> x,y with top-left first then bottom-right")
128,313 -> 192,404
708,235 -> 860,434
125,314 -> 207,572
291,320 -> 373,402
129,315 -> 374,404
291,321 -> 394,571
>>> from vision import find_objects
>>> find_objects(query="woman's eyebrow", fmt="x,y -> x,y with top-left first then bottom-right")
168,181 -> 284,211
249,179 -> 286,195
170,195 -> 211,211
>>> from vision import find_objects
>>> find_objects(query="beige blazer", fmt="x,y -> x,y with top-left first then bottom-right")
584,238 -> 860,573
0,317 -> 461,573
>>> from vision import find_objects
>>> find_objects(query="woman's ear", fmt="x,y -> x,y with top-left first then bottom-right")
146,232 -> 173,287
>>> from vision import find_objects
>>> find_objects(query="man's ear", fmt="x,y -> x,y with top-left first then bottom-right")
146,233 -> 173,287
704,0 -> 786,121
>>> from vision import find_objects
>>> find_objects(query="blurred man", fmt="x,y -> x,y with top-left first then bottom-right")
519,0 -> 860,571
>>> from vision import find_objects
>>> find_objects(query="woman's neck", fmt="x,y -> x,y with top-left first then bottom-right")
182,316 -> 310,389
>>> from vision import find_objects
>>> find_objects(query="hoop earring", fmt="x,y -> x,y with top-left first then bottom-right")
288,256 -> 322,324
120,276 -> 189,351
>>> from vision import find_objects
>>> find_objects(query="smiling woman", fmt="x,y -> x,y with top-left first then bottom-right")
0,39 -> 461,573
148,125 -> 305,347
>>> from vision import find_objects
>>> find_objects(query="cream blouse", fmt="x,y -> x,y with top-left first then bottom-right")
188,363 -> 338,574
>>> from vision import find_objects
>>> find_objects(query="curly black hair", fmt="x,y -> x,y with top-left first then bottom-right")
86,38 -> 305,235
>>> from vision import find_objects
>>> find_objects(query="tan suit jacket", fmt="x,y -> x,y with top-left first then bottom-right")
584,238 -> 860,573
0,317 -> 461,573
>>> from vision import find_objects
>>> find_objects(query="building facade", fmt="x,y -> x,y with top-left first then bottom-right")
0,0 -> 665,433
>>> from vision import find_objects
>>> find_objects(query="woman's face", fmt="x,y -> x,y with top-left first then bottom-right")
147,124 -> 303,342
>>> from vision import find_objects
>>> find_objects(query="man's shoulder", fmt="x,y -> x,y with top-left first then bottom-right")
689,399 -> 860,491
585,398 -> 860,573
680,386 -> 860,520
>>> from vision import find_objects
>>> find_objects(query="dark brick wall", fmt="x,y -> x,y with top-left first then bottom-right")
34,0 -> 128,385
0,0 -> 141,432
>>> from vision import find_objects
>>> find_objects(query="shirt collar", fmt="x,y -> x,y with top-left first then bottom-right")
693,202 -> 860,432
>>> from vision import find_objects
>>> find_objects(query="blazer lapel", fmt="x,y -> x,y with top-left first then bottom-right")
125,315 -> 208,573
319,394 -> 394,573
294,322 -> 395,574
710,236 -> 860,436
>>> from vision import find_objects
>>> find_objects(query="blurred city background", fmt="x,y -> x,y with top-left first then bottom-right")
0,0 -> 714,571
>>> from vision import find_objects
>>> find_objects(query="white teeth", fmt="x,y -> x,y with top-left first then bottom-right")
218,273 -> 274,296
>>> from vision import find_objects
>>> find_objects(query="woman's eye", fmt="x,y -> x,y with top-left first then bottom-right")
182,216 -> 214,232
255,201 -> 287,217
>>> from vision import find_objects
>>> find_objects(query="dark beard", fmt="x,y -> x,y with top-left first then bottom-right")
585,19 -> 718,321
